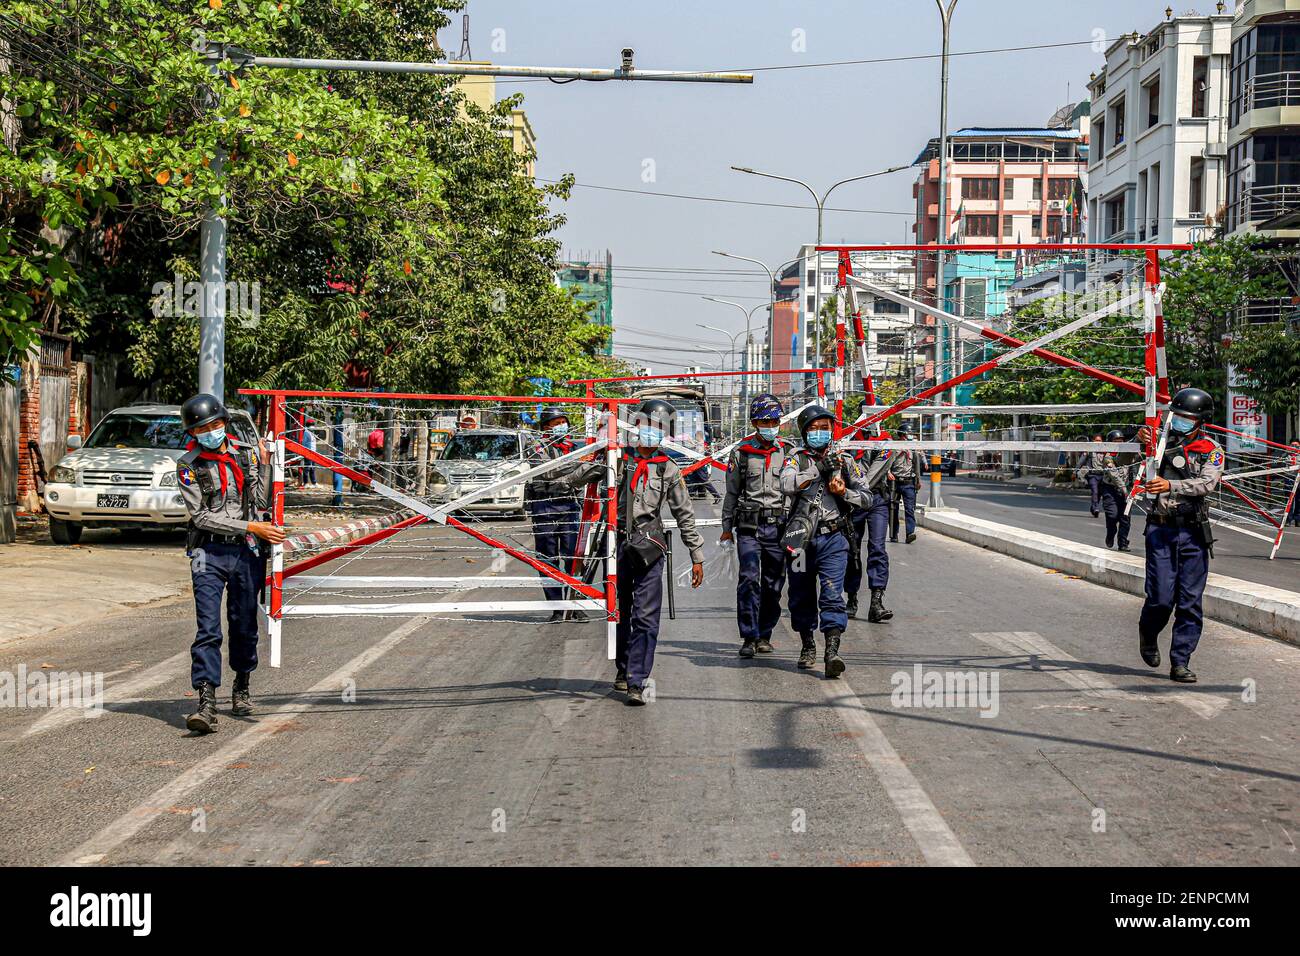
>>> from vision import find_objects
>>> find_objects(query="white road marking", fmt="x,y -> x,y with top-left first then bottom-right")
971,632 -> 1228,720
23,651 -> 191,739
59,616 -> 430,866
820,678 -> 976,867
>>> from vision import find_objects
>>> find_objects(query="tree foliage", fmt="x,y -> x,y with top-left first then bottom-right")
2,0 -> 617,400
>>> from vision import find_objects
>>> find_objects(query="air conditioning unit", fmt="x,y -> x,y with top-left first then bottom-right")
1047,200 -> 1066,211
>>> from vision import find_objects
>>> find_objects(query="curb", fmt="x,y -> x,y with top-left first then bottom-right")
917,508 -> 1300,648
284,510 -> 414,554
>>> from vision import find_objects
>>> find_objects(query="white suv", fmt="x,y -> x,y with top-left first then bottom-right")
42,403 -> 259,544
428,427 -> 534,515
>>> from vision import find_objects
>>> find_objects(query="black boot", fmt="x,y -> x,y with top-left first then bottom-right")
614,670 -> 628,692
755,637 -> 774,654
564,609 -> 590,622
906,533 -> 916,544
231,672 -> 253,717
739,639 -> 757,659
846,594 -> 859,619
1139,631 -> 1161,668
547,610 -> 565,623
1170,664 -> 1197,684
797,632 -> 817,670
867,588 -> 894,623
823,630 -> 845,679
186,682 -> 219,734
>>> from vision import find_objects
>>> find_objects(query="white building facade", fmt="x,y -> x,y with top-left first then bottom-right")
1086,11 -> 1234,247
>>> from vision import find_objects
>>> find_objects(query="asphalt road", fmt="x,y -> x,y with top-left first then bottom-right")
942,477 -> 1300,593
1,512 -> 1296,866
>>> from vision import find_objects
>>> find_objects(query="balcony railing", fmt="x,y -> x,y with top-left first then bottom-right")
1235,297 -> 1300,327
1232,183 -> 1300,228
1235,71 -> 1300,118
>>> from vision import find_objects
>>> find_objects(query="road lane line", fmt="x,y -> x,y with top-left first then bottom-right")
58,616 -> 430,866
971,632 -> 1228,720
820,678 -> 976,867
22,651 -> 192,739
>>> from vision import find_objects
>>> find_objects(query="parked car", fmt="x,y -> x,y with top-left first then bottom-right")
42,403 -> 259,544
428,427 -> 533,515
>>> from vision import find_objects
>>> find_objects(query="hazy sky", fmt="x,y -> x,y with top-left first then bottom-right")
452,0 -> 1195,373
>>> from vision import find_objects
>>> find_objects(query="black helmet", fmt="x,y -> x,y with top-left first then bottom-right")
896,425 -> 913,440
538,406 -> 568,427
181,393 -> 228,432
1170,387 -> 1214,423
1105,428 -> 1127,444
796,404 -> 834,438
635,398 -> 676,425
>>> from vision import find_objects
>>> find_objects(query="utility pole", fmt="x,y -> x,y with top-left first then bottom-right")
930,0 -> 959,509
195,45 -> 751,401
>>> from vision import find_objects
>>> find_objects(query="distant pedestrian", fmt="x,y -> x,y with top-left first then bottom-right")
1098,429 -> 1136,551
1077,433 -> 1105,518
526,407 -> 588,623
888,426 -> 922,544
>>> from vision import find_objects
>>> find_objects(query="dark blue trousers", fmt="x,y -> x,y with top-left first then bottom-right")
1140,522 -> 1210,668
616,544 -> 664,689
1099,483 -> 1130,548
844,491 -> 891,598
528,498 -> 581,602
190,541 -> 262,688
787,530 -> 849,634
891,484 -> 917,539
1086,474 -> 1102,513
736,524 -> 785,641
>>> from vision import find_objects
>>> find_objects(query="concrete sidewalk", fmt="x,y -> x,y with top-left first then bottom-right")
919,507 -> 1300,647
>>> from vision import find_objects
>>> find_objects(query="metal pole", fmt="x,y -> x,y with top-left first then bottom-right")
199,48 -> 228,401
930,0 -> 958,508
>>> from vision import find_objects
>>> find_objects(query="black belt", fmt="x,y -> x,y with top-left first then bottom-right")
195,531 -> 246,545
817,516 -> 848,535
1146,512 -> 1198,528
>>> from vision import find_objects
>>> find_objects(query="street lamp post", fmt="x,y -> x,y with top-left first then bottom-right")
729,164 -> 912,380
698,322 -> 748,422
702,296 -> 766,411
931,0 -> 959,508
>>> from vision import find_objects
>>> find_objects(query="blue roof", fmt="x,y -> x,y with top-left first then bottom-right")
949,127 -> 1082,139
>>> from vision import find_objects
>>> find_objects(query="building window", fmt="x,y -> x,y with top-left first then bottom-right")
1230,24 -> 1300,126
1144,75 -> 1160,129
874,297 -> 904,314
1002,215 -> 1014,238
876,333 -> 908,355
1032,178 -> 1043,201
1112,97 -> 1126,147
1105,194 -> 1126,238
1047,178 -> 1072,201
1003,177 -> 1014,200
1189,157 -> 1206,217
1031,215 -> 1042,237
1192,56 -> 1209,118
1094,119 -> 1106,161
806,294 -> 815,315
965,214 -> 998,237
961,177 -> 1000,200
1227,133 -> 1300,230
1047,214 -> 1064,242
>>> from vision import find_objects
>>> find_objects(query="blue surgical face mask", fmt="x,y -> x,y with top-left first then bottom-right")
195,427 -> 226,450
805,429 -> 831,449
638,427 -> 664,448
547,424 -> 570,437
1170,415 -> 1197,435
757,426 -> 779,442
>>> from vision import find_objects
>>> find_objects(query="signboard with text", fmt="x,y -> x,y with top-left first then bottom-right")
1226,365 -> 1269,455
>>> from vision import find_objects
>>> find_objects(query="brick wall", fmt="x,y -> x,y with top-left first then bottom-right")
16,360 -> 39,511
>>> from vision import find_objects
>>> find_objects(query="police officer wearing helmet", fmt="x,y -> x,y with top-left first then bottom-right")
1137,387 -> 1223,683
888,426 -> 921,544
561,398 -> 704,705
526,406 -> 588,623
1098,428 -> 1137,551
780,405 -> 870,677
842,425 -> 895,623
721,393 -> 790,658
176,393 -> 286,734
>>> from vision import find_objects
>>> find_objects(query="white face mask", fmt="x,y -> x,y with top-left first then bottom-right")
547,424 -> 570,437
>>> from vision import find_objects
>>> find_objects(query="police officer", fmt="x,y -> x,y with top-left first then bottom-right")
843,428 -> 894,623
781,406 -> 870,677
1098,428 -> 1137,551
1137,388 -> 1223,683
888,426 -> 921,544
720,394 -> 790,658
1077,434 -> 1106,518
562,399 -> 704,705
526,406 -> 587,623
177,394 -> 286,734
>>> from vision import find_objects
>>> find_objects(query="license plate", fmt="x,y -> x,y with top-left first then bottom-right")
96,494 -> 130,509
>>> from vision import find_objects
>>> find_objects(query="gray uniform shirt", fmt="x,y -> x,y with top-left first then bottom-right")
1100,454 -> 1137,491
526,435 -> 586,503
1077,450 -> 1106,479
176,439 -> 269,536
721,436 -> 791,534
1149,437 -> 1224,517
780,446 -> 870,521
564,452 -> 706,564
889,447 -> 921,486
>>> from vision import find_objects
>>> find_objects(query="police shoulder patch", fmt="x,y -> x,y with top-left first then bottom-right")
177,464 -> 195,487
1209,449 -> 1224,469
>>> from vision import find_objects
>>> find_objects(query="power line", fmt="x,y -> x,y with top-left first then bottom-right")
538,177 -> 915,217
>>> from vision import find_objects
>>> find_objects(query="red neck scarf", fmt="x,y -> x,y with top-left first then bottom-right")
1184,438 -> 1215,454
186,439 -> 245,497
551,438 -> 574,455
738,436 -> 780,471
626,451 -> 668,491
